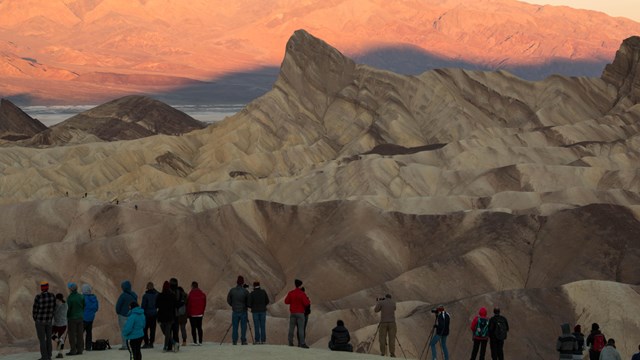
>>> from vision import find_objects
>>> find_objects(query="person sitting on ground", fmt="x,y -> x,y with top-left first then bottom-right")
598,338 -> 621,360
328,320 -> 353,352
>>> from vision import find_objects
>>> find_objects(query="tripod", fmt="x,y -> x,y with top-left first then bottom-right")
367,323 -> 381,354
395,334 -> 407,359
220,314 -> 253,345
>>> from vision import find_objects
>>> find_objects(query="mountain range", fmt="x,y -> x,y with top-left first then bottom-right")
0,29 -> 639,358
2,0 -> 640,105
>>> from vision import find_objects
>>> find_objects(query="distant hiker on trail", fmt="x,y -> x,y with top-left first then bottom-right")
156,281 -> 177,352
328,319 -> 353,352
374,293 -> 396,357
122,301 -> 146,360
248,281 -> 269,344
557,323 -> 578,359
33,281 -> 56,360
66,282 -> 85,356
141,282 -> 159,349
52,293 -> 68,359
177,286 -> 188,346
82,283 -> 99,351
116,280 -> 138,350
586,323 -> 607,360
599,339 -> 622,360
571,324 -> 585,359
488,307 -> 509,360
187,281 -> 207,345
430,305 -> 450,360
227,275 -> 250,345
632,344 -> 640,360
284,279 -> 311,348
469,307 -> 489,360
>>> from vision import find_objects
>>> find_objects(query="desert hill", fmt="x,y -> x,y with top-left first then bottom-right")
0,30 -> 640,358
2,0 -> 640,105
23,95 -> 206,146
0,99 -> 47,141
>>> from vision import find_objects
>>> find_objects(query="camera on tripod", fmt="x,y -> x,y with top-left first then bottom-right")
376,296 -> 386,301
430,308 -> 439,314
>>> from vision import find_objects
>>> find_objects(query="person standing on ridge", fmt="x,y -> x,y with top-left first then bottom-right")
227,275 -> 250,345
122,301 -> 146,360
469,307 -> 489,360
585,323 -> 606,360
156,281 -> 177,352
247,281 -> 269,344
82,284 -> 99,351
284,279 -> 311,348
33,281 -> 56,360
116,280 -> 138,350
571,324 -> 584,360
374,293 -> 396,357
187,281 -> 207,346
66,282 -> 85,356
430,305 -> 450,360
557,323 -> 578,359
488,307 -> 509,360
141,282 -> 159,349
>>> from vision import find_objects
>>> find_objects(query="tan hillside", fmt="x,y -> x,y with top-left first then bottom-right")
0,31 -> 640,358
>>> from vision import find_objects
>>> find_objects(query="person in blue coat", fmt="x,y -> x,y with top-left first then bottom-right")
122,301 -> 145,360
115,280 -> 138,350
82,284 -> 99,351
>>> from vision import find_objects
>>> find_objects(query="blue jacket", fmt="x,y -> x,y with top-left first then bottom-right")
83,294 -> 99,322
141,289 -> 159,317
115,281 -> 138,317
121,307 -> 145,340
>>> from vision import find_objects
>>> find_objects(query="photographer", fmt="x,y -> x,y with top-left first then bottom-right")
429,305 -> 450,360
374,294 -> 396,357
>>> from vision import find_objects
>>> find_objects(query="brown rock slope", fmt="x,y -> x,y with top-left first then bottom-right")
24,95 -> 206,146
0,99 -> 46,141
1,31 -> 640,358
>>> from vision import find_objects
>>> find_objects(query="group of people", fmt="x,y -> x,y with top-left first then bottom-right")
557,322 -> 633,360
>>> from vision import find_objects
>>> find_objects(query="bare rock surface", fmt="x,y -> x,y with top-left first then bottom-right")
0,99 -> 46,141
1,31 -> 640,358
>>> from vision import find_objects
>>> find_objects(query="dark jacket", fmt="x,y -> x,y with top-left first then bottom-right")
331,325 -> 351,345
66,290 -> 85,320
248,288 -> 270,313
156,289 -> 177,323
586,329 -> 606,353
572,331 -> 584,355
141,288 -> 159,317
434,311 -> 450,336
32,291 -> 56,323
227,285 -> 249,312
488,314 -> 509,340
115,281 -> 138,317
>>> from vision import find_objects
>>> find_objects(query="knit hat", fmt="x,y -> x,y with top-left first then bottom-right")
81,284 -> 92,295
253,281 -> 260,288
40,281 -> 49,291
237,275 -> 245,285
294,279 -> 303,287
67,282 -> 77,291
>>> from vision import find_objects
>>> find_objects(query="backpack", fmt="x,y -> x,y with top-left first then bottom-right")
493,316 -> 508,340
92,339 -> 111,350
474,317 -> 489,338
592,333 -> 605,352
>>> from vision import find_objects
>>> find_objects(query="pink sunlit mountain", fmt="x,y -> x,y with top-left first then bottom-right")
1,0 -> 640,105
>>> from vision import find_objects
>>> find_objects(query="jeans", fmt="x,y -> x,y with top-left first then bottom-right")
252,312 -> 267,343
118,315 -> 128,349
430,334 -> 449,360
144,314 -> 157,346
35,322 -> 53,360
128,337 -> 143,360
288,313 -> 306,346
231,311 -> 248,344
83,320 -> 93,350
189,316 -> 203,344
160,321 -> 175,351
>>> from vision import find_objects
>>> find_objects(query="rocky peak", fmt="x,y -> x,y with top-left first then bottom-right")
601,36 -> 640,104
0,98 -> 47,140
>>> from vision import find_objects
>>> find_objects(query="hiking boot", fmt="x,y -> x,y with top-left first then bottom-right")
241,341 -> 248,345
300,344 -> 309,349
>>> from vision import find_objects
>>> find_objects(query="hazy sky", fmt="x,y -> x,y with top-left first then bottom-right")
526,1 -> 640,21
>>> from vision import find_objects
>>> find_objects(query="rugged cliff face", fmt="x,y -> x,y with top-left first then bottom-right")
0,99 -> 46,140
1,31 -> 640,358
602,36 -> 640,105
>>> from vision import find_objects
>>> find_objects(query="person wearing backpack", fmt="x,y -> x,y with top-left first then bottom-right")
585,323 -> 607,360
488,307 -> 509,360
469,307 -> 490,360
571,324 -> 585,359
557,323 -> 578,359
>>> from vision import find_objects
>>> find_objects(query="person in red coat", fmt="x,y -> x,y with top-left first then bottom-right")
284,279 -> 310,348
469,307 -> 490,360
186,281 -> 206,345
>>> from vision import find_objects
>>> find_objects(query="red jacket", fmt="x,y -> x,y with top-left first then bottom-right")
470,307 -> 489,340
186,288 -> 206,317
284,287 -> 310,314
